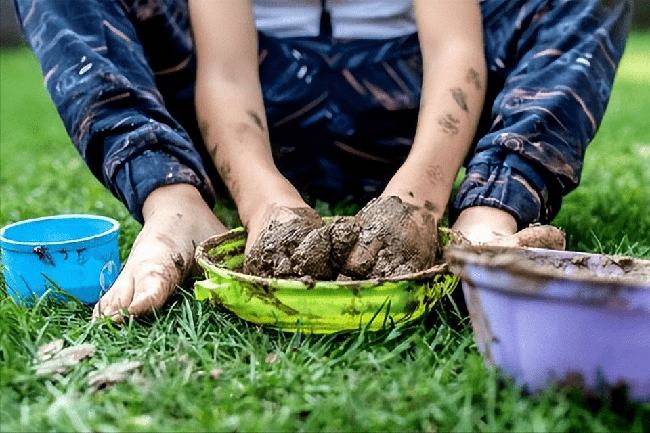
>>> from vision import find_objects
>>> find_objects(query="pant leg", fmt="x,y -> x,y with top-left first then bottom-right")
453,0 -> 632,228
13,0 -> 217,223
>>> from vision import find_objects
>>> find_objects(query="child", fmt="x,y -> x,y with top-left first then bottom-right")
13,0 -> 631,320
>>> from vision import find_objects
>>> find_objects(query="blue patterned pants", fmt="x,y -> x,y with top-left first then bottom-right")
14,0 -> 631,228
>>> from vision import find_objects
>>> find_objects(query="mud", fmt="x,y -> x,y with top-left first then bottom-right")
449,245 -> 650,284
87,360 -> 142,390
35,343 -> 96,376
526,252 -> 650,282
342,196 -> 439,279
488,224 -> 566,250
291,216 -> 361,280
244,207 -> 323,278
290,223 -> 334,280
244,197 -> 439,281
36,339 -> 64,361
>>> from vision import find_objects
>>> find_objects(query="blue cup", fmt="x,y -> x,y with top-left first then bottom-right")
1,214 -> 121,305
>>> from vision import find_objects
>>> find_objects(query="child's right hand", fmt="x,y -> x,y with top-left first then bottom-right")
343,196 -> 439,279
243,204 -> 323,278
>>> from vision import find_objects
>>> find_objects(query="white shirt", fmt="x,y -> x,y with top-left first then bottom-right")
252,0 -> 417,39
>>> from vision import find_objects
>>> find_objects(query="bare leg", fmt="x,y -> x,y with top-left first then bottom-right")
92,184 -> 227,321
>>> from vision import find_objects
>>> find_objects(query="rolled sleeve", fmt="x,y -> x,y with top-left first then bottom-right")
14,0 -> 217,223
455,0 -> 632,229
104,122 -> 216,223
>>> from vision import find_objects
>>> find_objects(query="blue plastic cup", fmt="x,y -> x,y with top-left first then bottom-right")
1,214 -> 121,305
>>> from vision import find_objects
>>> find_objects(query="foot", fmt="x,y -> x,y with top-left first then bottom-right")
92,184 -> 228,322
452,206 -> 565,250
484,224 -> 566,250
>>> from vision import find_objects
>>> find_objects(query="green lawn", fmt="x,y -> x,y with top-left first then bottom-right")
1,33 -> 649,432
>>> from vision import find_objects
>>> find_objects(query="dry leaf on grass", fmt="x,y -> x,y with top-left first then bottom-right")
87,360 -> 142,389
177,354 -> 195,368
36,339 -> 64,361
35,343 -> 96,376
210,368 -> 223,380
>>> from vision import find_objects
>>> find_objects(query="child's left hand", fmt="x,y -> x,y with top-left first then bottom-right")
343,196 -> 439,278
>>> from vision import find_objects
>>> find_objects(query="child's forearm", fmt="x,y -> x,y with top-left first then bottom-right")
383,0 -> 486,220
190,0 -> 304,227
195,80 -> 306,230
385,46 -> 486,213
195,80 -> 296,202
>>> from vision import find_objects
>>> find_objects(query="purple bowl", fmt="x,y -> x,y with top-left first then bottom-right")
445,246 -> 650,401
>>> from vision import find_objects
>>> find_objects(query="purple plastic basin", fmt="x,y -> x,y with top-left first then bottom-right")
445,245 -> 650,401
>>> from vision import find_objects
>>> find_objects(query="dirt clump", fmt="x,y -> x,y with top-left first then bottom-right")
291,216 -> 361,279
35,343 -> 96,376
243,197 -> 440,281
342,196 -> 439,279
244,206 -> 323,278
87,360 -> 142,390
486,224 -> 566,250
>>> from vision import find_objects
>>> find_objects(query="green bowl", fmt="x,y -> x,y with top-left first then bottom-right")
194,221 -> 461,333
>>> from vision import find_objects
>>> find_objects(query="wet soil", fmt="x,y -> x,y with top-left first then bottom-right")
338,196 -> 439,279
243,197 -> 439,281
35,343 -> 96,376
450,245 -> 650,284
291,216 -> 361,280
489,224 -> 566,250
87,360 -> 142,390
526,251 -> 650,282
243,207 -> 324,278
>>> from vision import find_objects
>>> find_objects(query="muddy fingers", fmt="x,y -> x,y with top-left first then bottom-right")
243,206 -> 323,278
343,196 -> 439,279
291,217 -> 361,279
244,199 -> 441,280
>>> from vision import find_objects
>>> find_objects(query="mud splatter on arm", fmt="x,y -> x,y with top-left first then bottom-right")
438,113 -> 460,135
218,160 -> 241,202
466,67 -> 482,91
382,0 -> 486,215
451,87 -> 470,113
247,110 -> 266,133
426,164 -> 444,186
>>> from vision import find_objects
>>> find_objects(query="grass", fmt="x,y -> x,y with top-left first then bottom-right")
1,32 -> 650,432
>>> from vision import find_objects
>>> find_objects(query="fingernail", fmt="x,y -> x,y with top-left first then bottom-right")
109,311 -> 125,324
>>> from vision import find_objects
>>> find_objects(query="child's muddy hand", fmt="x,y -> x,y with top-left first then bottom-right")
244,205 -> 323,278
343,196 -> 439,279
290,216 -> 361,280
